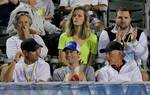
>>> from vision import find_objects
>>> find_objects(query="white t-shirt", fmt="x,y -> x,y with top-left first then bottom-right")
96,60 -> 142,82
6,34 -> 48,60
13,57 -> 51,82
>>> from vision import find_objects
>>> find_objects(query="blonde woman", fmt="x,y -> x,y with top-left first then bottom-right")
58,6 -> 97,66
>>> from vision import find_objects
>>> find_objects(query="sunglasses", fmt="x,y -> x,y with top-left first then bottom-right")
16,11 -> 29,15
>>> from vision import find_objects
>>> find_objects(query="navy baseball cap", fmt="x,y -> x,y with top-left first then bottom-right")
63,41 -> 80,52
21,38 -> 42,51
100,41 -> 124,53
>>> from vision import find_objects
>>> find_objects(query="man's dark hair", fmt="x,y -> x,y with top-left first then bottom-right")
116,7 -> 132,18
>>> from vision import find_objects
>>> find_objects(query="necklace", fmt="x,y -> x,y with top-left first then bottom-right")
23,62 -> 36,82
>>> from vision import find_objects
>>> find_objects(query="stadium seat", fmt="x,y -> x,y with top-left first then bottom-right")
49,56 -> 60,75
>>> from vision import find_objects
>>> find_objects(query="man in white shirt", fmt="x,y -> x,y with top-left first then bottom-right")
98,8 -> 149,81
4,38 -> 51,82
98,8 -> 148,66
96,41 -> 142,82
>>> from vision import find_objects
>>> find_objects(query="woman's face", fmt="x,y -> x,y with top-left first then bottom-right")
72,9 -> 85,26
16,15 -> 30,36
17,15 -> 30,29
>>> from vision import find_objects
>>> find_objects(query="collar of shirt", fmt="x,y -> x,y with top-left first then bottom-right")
112,25 -> 133,34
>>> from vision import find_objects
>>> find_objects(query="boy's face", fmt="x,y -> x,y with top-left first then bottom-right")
65,50 -> 80,65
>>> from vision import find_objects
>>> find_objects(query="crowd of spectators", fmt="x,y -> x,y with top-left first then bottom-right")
0,0 -> 149,82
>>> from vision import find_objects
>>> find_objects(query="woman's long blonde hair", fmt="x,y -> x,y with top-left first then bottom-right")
65,6 -> 91,40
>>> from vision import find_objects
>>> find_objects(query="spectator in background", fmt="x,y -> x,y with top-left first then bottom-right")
98,8 -> 149,80
58,6 -> 97,66
7,0 -> 60,36
59,0 -> 108,21
53,41 -> 95,81
58,0 -> 93,28
35,0 -> 55,22
59,0 -> 106,34
90,0 -> 108,31
59,0 -> 92,15
6,11 -> 48,61
0,0 -> 19,26
96,41 -> 142,82
89,0 -> 108,21
4,38 -> 51,82
91,0 -> 108,17
7,0 -> 61,56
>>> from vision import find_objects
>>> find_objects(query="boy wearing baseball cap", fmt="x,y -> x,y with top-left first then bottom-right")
53,41 -> 95,81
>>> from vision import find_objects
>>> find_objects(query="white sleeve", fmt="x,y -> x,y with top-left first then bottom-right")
7,7 -> 17,34
13,66 -> 18,82
49,0 -> 55,16
43,20 -> 60,34
98,0 -> 108,6
98,30 -> 110,59
6,37 -> 21,60
7,3 -> 24,34
37,62 -> 51,81
92,0 -> 98,5
95,68 -> 108,82
131,66 -> 142,81
34,35 -> 48,58
59,0 -> 68,6
131,32 -> 148,62
92,0 -> 108,6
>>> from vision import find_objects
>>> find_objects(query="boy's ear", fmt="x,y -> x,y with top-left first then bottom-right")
77,52 -> 80,58
78,52 -> 80,55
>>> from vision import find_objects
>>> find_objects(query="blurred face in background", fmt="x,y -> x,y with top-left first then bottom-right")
16,15 -> 30,30
16,15 -> 31,37
115,11 -> 132,29
27,0 -> 37,7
